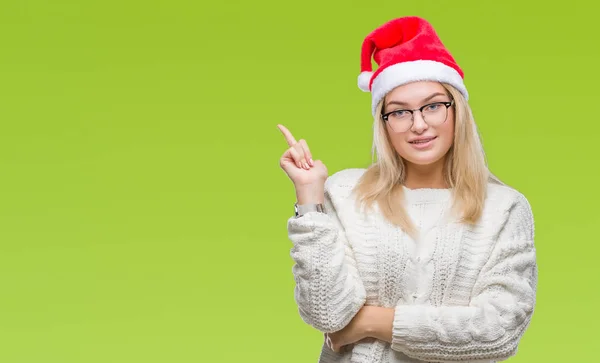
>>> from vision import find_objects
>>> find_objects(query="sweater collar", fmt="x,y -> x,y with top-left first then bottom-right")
402,185 -> 452,204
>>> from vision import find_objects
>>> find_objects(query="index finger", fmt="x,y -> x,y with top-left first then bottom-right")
277,124 -> 297,147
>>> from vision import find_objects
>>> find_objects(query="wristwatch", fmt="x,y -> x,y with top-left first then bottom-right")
294,202 -> 325,217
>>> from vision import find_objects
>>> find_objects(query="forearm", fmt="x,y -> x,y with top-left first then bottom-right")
360,299 -> 533,362
390,301 -> 533,362
288,200 -> 366,333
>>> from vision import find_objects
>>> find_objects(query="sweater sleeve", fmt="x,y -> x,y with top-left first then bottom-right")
390,193 -> 538,362
286,181 -> 367,333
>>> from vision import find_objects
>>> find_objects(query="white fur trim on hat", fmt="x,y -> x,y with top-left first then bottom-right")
370,60 -> 468,116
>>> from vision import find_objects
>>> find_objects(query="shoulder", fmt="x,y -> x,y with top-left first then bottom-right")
322,168 -> 368,212
485,182 -> 535,239
324,168 -> 367,193
486,182 -> 533,215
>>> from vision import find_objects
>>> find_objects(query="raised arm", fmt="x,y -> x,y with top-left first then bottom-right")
277,124 -> 366,333
287,177 -> 367,333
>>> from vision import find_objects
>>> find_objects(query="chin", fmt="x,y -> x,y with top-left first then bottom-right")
400,149 -> 446,166
404,156 -> 444,166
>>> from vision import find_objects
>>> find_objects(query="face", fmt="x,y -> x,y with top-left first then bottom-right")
381,81 -> 455,167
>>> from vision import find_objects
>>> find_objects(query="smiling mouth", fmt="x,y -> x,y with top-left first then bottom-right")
409,137 -> 437,144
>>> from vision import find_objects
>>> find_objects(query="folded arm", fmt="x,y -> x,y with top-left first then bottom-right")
365,194 -> 537,362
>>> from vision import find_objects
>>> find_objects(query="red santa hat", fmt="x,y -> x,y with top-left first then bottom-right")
358,16 -> 469,116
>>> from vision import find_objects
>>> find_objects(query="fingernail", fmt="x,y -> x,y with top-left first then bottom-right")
309,158 -> 314,166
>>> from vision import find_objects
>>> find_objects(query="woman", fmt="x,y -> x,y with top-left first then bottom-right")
277,16 -> 537,363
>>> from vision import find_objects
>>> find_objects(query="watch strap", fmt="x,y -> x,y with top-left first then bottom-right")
294,202 -> 325,217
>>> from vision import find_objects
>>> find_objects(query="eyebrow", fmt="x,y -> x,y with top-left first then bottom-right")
385,92 -> 448,108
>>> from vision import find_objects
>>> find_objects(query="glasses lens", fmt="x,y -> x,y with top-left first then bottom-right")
387,112 -> 412,132
422,103 -> 448,125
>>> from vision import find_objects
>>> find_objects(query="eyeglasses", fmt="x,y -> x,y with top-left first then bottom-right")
381,100 -> 454,133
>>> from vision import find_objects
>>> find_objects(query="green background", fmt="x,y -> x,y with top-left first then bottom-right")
0,0 -> 598,362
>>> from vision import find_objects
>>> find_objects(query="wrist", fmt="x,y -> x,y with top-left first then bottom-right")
362,306 -> 394,343
295,183 -> 325,205
361,306 -> 377,338
354,306 -> 376,340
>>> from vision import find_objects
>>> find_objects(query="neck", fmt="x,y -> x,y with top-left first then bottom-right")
403,158 -> 448,189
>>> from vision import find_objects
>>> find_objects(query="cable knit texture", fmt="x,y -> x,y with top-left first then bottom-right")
286,168 -> 537,363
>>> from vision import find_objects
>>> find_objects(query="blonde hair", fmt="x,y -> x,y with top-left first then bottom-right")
353,83 -> 503,237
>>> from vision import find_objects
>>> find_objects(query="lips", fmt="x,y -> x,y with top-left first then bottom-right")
409,136 -> 437,144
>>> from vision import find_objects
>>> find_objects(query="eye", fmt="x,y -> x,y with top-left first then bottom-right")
390,110 -> 410,118
424,103 -> 442,112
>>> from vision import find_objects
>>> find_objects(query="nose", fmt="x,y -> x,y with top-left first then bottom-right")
411,111 -> 428,133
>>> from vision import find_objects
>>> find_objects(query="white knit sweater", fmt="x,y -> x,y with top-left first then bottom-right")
286,168 -> 537,363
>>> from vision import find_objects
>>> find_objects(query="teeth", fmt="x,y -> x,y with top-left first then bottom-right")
412,139 -> 432,144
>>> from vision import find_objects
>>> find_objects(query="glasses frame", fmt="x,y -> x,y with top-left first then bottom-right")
381,99 -> 455,132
